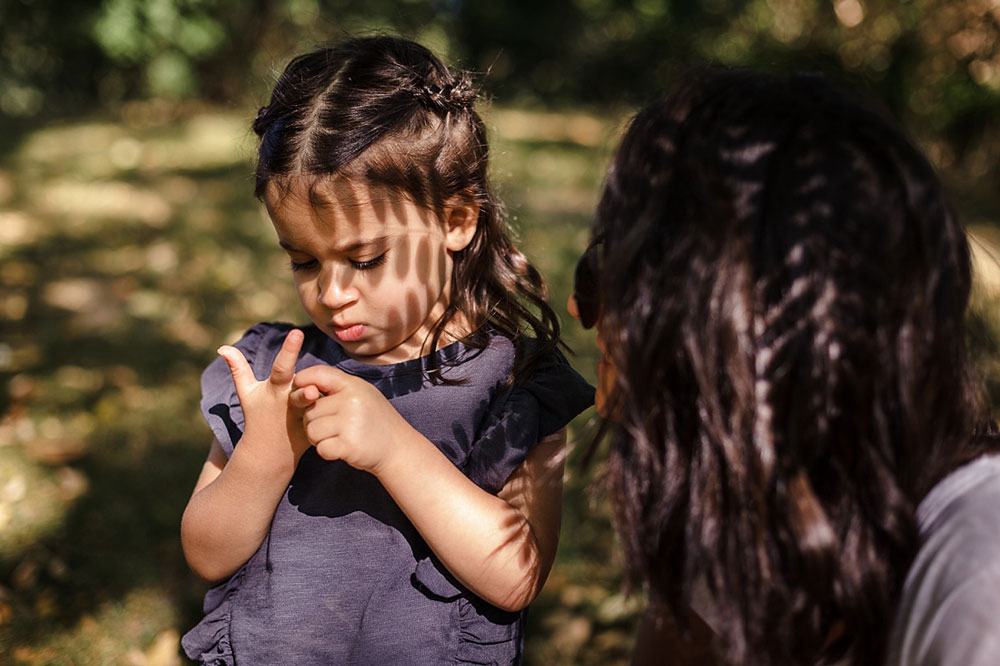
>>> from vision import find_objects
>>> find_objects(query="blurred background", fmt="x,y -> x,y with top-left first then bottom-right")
1,1 -> 999,664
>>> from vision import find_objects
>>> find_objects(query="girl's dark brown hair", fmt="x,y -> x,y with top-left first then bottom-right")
253,36 -> 559,380
592,67 -> 996,665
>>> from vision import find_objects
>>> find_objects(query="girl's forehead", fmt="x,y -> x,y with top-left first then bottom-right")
264,177 -> 436,231
265,176 -> 390,210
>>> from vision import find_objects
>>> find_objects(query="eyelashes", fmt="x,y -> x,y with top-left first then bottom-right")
350,253 -> 388,271
289,252 -> 389,273
290,258 -> 318,272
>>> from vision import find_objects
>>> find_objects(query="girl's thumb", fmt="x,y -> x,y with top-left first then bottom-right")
218,345 -> 254,395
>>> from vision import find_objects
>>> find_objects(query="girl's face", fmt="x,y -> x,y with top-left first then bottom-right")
264,178 -> 477,365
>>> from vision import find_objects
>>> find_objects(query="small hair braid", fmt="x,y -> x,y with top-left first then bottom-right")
418,76 -> 477,114
253,105 -> 272,137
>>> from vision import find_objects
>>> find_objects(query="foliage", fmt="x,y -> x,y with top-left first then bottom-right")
1,2 -> 999,663
2,0 -> 999,172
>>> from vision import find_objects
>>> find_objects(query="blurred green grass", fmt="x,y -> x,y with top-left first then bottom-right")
1,103 -> 998,666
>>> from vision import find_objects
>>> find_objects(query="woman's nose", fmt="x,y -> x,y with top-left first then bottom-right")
567,292 -> 581,321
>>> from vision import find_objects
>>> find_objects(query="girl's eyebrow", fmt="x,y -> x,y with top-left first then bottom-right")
278,236 -> 391,254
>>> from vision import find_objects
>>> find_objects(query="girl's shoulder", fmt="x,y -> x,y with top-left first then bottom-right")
508,340 -> 595,433
459,335 -> 593,493
475,332 -> 595,433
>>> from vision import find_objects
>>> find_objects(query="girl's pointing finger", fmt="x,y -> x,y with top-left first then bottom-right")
270,329 -> 304,386
290,384 -> 321,409
292,364 -> 352,394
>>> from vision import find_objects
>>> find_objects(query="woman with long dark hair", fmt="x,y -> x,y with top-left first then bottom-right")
569,68 -> 1000,665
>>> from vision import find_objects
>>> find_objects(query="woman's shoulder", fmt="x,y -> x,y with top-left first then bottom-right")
917,453 -> 1000,530
887,453 -> 1000,665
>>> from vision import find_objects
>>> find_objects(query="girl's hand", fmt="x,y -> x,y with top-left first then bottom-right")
219,328 -> 311,466
291,365 -> 413,474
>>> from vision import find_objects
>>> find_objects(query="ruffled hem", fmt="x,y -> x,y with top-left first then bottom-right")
182,568 -> 244,665
455,594 -> 523,665
181,613 -> 234,666
411,555 -> 523,664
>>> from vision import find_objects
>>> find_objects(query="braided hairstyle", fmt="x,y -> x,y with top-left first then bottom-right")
253,36 -> 559,380
593,67 -> 993,665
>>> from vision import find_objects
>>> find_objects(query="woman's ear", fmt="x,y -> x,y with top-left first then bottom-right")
444,198 -> 479,252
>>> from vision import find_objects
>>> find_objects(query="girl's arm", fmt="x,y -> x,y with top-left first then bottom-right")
181,331 -> 311,583
290,365 -> 565,612
382,426 -> 565,612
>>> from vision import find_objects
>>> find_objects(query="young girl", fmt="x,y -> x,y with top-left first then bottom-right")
180,36 -> 593,665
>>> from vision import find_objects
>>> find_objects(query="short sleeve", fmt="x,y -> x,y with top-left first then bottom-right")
462,348 -> 594,494
200,323 -> 290,456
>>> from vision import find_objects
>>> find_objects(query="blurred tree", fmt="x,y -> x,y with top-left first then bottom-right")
0,0 -> 997,173
0,0 -> 107,116
454,0 -> 1000,171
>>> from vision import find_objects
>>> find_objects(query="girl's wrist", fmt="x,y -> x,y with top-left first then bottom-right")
370,420 -> 432,482
233,429 -> 302,479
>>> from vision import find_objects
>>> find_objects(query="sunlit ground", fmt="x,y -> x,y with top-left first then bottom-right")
0,103 -> 997,665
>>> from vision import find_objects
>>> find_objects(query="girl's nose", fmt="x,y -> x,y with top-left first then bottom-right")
317,266 -> 358,310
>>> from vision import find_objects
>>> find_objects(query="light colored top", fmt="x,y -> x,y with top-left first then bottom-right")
886,453 -> 1000,665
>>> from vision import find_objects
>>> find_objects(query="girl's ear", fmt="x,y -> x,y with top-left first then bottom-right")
444,198 -> 479,252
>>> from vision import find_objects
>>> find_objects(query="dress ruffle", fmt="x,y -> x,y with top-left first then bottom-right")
181,567 -> 244,665
455,594 -> 523,665
411,554 -> 523,664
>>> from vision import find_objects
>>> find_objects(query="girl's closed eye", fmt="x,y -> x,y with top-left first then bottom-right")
289,257 -> 318,272
351,252 -> 388,271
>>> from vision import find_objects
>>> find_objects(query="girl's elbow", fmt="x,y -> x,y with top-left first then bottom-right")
488,571 -> 544,612
181,529 -> 237,584
493,596 -> 533,613
184,550 -> 235,585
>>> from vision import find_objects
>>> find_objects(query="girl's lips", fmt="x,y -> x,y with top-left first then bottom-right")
333,323 -> 366,342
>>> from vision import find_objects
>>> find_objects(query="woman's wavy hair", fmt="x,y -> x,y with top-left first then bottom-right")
593,67 -> 995,665
252,35 -> 559,381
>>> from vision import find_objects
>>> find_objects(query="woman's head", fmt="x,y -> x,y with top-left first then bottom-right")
254,36 -> 559,372
583,68 -> 985,664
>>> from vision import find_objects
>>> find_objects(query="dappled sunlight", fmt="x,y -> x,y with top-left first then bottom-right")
0,104 -> 622,663
966,225 -> 1000,403
18,112 -> 249,178
0,445 -> 79,559
9,587 -> 185,666
488,107 -> 616,148
36,180 -> 173,229
6,96 -> 994,665
0,106 -> 290,663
